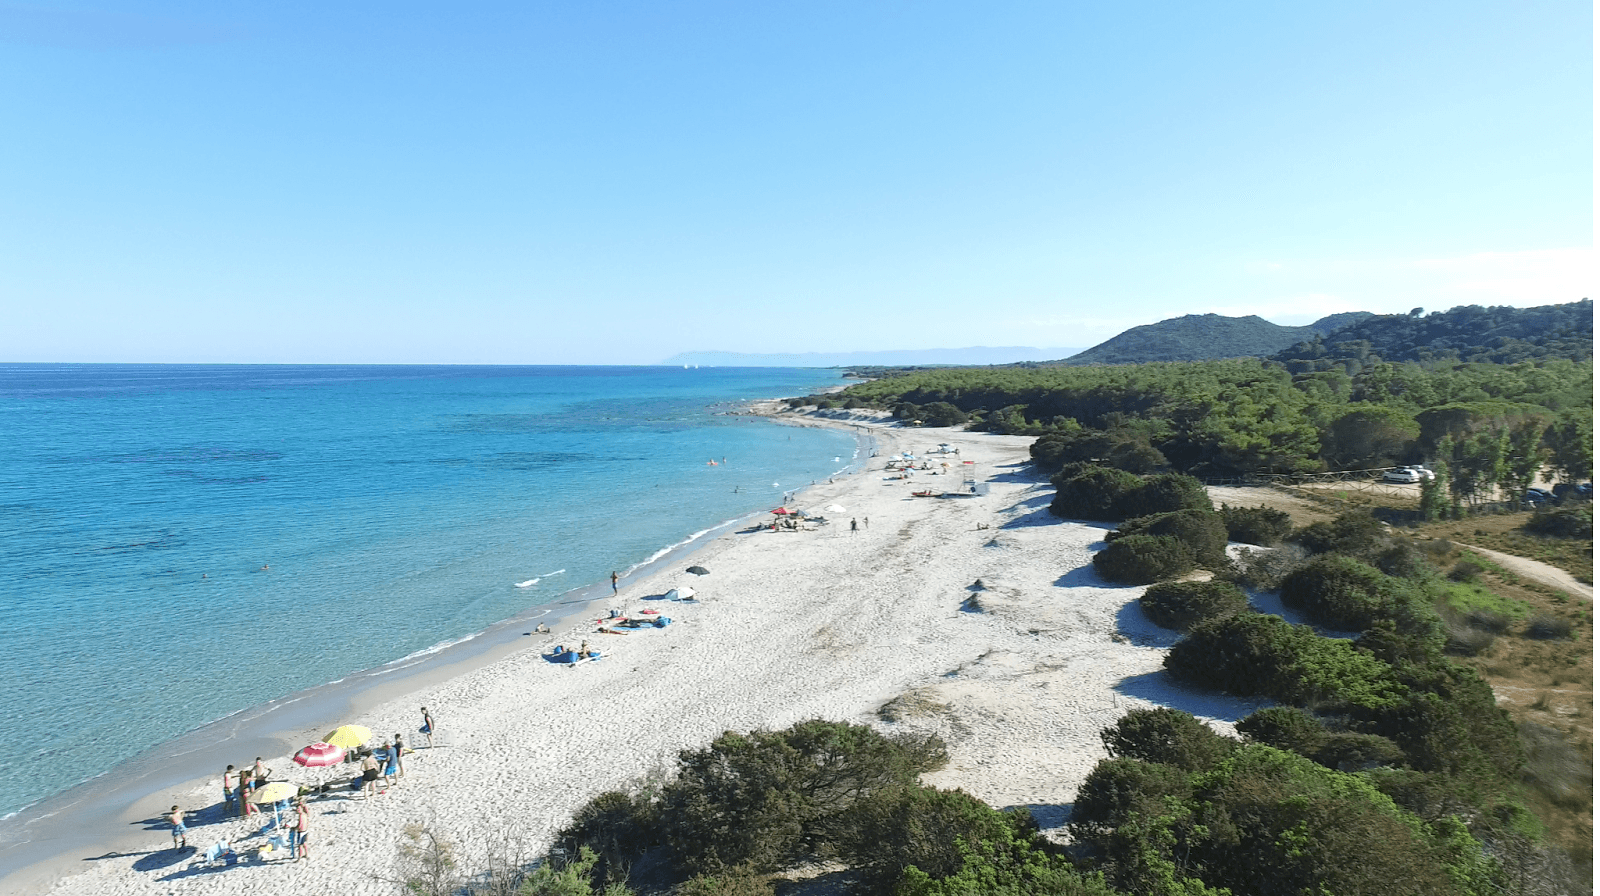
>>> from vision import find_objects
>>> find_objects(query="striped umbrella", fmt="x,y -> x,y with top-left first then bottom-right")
296,740 -> 350,797
294,742 -> 345,768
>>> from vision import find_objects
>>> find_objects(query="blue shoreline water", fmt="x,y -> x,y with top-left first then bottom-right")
0,364 -> 858,821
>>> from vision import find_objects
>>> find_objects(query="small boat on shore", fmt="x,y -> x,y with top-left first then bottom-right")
543,645 -> 601,665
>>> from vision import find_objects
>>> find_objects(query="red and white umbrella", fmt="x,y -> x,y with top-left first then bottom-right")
294,742 -> 346,768
293,741 -> 347,795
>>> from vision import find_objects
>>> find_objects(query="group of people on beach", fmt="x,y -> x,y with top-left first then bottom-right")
172,707 -> 441,867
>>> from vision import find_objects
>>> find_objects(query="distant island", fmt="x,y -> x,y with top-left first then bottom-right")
659,347 -> 1086,367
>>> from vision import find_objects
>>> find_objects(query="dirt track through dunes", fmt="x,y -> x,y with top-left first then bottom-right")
1461,544 -> 1593,600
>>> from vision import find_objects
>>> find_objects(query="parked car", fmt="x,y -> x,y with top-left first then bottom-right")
1381,465 -> 1435,483
1525,488 -> 1554,506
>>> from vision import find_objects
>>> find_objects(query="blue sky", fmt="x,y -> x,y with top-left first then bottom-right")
1,2 -> 1591,364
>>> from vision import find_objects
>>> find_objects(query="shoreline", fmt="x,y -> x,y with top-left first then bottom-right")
15,410 -> 1266,896
0,407 -> 877,894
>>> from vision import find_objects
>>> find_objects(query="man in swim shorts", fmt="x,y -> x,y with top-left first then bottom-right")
168,805 -> 187,849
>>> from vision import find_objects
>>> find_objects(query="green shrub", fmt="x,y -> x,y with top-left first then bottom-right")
1164,612 -> 1407,709
1291,511 -> 1390,558
1235,706 -> 1328,756
1218,503 -> 1293,545
1139,580 -> 1248,631
1311,731 -> 1408,771
1092,534 -> 1197,584
1049,464 -> 1142,521
1108,509 -> 1229,566
677,865 -> 774,896
1099,708 -> 1235,771
1068,758 -> 1192,843
1525,504 -> 1593,538
841,787 -> 1036,890
656,721 -> 946,873
1121,473 -> 1212,517
1279,554 -> 1414,631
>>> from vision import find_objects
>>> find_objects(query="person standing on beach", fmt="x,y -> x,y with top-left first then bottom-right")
291,797 -> 310,860
238,773 -> 257,817
361,752 -> 380,798
252,757 -> 271,787
863,516 -> 869,529
222,765 -> 237,815
420,706 -> 435,748
385,734 -> 405,783
850,518 -> 858,533
610,571 -> 619,594
168,805 -> 187,849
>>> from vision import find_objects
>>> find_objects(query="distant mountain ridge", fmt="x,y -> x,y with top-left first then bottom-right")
660,347 -> 1086,367
1056,312 -> 1372,366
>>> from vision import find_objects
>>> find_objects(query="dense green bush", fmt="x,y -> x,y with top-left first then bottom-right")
1311,731 -> 1408,772
562,720 -> 947,879
1099,708 -> 1235,771
1074,746 -> 1502,896
1164,612 -> 1407,709
1050,465 -> 1211,522
1525,504 -> 1593,538
1138,580 -> 1249,631
1121,473 -> 1213,517
1048,463 -> 1142,520
841,787 -> 1039,890
1291,511 -> 1390,559
1069,757 -> 1192,843
1278,553 -> 1417,631
1108,509 -> 1229,566
1235,706 -> 1328,756
1218,503 -> 1293,545
1091,534 -> 1197,584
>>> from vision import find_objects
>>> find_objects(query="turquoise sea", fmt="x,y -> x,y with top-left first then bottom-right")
0,364 -> 857,818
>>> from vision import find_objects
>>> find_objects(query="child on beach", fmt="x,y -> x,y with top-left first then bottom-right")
291,797 -> 310,860
168,805 -> 187,849
420,706 -> 435,748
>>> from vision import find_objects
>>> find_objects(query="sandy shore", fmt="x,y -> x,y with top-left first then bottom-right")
13,412 -> 1269,896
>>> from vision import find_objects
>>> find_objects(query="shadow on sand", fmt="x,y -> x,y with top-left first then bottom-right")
1112,671 -> 1271,724
1052,562 -> 1114,590
1114,597 -> 1182,648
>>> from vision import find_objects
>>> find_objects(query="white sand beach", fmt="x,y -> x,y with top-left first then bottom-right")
16,412 -> 1269,896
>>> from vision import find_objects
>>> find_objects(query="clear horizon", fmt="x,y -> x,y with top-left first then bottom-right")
1,2 -> 1591,365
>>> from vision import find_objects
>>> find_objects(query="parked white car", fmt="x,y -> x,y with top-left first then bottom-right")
1381,465 -> 1435,483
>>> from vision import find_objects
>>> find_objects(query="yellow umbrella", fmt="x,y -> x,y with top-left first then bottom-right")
250,781 -> 298,804
250,780 -> 299,829
324,725 -> 372,749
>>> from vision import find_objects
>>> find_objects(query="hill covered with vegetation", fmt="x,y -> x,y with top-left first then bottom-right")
1058,311 -> 1371,366
1277,300 -> 1593,368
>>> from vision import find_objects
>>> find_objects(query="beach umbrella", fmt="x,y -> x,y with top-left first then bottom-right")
686,566 -> 710,576
293,741 -> 347,795
251,781 -> 298,828
770,507 -> 793,515
324,725 -> 372,749
824,504 -> 846,513
294,741 -> 345,768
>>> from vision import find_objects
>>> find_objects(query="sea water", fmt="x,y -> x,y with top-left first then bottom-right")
0,364 -> 857,818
